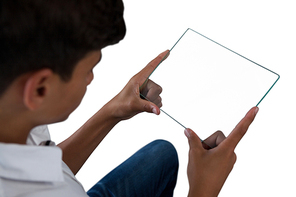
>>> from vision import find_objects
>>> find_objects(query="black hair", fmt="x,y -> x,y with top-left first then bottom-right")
0,0 -> 126,96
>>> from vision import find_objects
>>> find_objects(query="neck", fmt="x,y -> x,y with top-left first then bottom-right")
0,114 -> 34,144
0,101 -> 35,144
0,75 -> 45,144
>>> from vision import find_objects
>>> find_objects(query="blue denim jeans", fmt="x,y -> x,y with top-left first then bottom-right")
87,140 -> 179,197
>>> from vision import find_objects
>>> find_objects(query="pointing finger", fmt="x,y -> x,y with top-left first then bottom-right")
222,107 -> 259,150
138,50 -> 170,86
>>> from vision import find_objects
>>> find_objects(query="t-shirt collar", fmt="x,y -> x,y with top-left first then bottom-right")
0,143 -> 64,182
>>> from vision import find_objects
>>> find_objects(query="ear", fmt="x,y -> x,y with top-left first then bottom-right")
23,69 -> 54,110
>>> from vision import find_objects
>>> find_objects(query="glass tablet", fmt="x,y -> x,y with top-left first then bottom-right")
141,28 -> 280,141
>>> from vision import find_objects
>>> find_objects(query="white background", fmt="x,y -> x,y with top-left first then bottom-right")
49,0 -> 296,196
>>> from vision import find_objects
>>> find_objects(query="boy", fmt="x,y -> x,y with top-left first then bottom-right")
0,0 -> 258,196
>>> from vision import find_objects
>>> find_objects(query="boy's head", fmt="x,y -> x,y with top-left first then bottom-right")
0,0 -> 126,97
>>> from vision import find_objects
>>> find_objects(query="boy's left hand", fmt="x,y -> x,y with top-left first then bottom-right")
106,50 -> 169,121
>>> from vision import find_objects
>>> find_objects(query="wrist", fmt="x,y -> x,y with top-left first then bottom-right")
188,190 -> 217,197
99,100 -> 123,124
188,183 -> 220,197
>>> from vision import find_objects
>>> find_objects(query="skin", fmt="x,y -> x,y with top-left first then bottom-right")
0,51 -> 102,144
0,49 -> 258,196
186,107 -> 258,197
58,50 -> 167,174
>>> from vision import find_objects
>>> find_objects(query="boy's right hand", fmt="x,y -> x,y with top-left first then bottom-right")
185,107 -> 259,197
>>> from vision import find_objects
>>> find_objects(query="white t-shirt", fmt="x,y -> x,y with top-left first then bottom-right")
0,126 -> 89,197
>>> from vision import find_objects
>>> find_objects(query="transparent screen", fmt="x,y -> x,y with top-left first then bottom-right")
141,28 -> 280,140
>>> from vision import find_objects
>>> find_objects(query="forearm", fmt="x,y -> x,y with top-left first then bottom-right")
58,51 -> 168,175
58,101 -> 120,175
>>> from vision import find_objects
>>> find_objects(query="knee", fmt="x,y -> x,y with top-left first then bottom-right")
149,140 -> 179,167
150,139 -> 176,152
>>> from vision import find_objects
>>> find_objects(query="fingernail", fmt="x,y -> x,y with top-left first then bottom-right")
254,107 -> 259,115
184,128 -> 191,138
152,107 -> 158,115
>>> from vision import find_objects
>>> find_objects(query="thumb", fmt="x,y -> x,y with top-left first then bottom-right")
184,128 -> 203,150
141,99 -> 160,115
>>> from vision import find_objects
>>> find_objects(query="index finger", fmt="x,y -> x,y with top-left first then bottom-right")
138,50 -> 170,86
222,107 -> 259,150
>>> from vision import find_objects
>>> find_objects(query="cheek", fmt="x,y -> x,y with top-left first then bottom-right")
64,83 -> 87,111
73,85 -> 87,106
86,71 -> 94,85
59,87 -> 86,120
